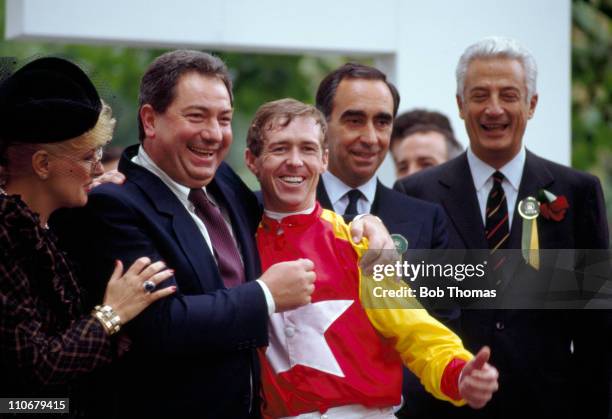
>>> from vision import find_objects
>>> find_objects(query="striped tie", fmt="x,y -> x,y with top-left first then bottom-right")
189,188 -> 245,288
485,171 -> 509,253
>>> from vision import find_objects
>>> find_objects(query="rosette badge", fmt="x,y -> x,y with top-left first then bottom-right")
518,197 -> 540,220
518,197 -> 540,269
537,189 -> 569,222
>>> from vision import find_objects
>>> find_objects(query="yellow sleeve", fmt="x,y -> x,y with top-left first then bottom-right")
362,267 -> 473,405
321,209 -> 472,405
364,303 -> 472,406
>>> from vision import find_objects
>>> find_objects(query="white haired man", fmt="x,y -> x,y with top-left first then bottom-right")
395,37 -> 611,419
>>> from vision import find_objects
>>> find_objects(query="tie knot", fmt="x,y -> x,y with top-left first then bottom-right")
188,188 -> 211,208
346,189 -> 362,203
492,171 -> 505,183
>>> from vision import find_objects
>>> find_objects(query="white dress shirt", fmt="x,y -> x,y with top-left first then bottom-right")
132,146 -> 275,314
466,146 -> 526,227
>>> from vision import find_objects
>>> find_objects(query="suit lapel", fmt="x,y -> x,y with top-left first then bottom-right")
371,181 -> 424,242
119,146 -> 223,291
508,150 -> 554,249
316,179 -> 334,211
369,181 -> 385,215
439,154 -> 488,249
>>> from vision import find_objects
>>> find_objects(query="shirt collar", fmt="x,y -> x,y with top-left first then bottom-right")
132,145 -> 208,205
466,146 -> 525,192
321,171 -> 377,204
264,205 -> 316,221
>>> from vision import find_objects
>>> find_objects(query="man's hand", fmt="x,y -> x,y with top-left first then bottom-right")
90,169 -> 126,190
351,215 -> 398,273
459,346 -> 499,409
260,258 -> 316,312
349,215 -> 393,247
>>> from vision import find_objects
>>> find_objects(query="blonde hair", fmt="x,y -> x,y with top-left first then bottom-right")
0,101 -> 115,185
42,101 -> 115,155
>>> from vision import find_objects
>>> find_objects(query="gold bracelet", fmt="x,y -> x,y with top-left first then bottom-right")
91,305 -> 121,335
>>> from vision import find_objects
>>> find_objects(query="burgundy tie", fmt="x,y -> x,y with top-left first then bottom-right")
188,188 -> 245,288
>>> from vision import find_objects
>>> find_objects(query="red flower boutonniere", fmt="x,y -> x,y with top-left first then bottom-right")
537,189 -> 569,221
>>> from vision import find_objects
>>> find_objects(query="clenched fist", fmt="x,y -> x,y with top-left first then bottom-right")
261,258 -> 316,312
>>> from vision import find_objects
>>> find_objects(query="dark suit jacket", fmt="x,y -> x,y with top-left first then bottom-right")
53,145 -> 267,419
318,178 -> 463,417
394,150 -> 611,419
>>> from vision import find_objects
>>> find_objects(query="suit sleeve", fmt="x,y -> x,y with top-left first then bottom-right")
55,190 -> 269,357
431,205 -> 450,250
0,267 -> 112,387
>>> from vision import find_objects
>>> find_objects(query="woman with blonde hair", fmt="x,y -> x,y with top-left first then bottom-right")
0,57 -> 175,411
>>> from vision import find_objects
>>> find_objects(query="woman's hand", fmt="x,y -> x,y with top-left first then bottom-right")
102,257 -> 176,324
89,169 -> 125,190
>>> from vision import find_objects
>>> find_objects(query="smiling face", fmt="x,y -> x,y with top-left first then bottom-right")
246,116 -> 327,213
457,57 -> 537,168
141,72 -> 233,188
326,79 -> 394,188
47,146 -> 104,208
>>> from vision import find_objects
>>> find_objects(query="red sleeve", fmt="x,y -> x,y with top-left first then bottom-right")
441,357 -> 467,401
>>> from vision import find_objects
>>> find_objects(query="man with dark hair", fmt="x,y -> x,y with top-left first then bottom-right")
55,50 -> 392,419
53,50 -> 319,418
314,63 -> 459,418
314,63 -> 447,245
135,49 -> 234,142
394,36 -> 611,419
393,109 -> 454,133
391,109 -> 463,178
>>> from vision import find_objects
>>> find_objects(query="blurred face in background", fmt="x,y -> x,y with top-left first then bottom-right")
392,130 -> 448,178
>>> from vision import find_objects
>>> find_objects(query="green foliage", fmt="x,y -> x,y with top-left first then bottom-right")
571,0 -> 612,233
0,0 -> 355,186
1,0 -> 609,215
0,6 -> 165,148
571,0 -> 611,169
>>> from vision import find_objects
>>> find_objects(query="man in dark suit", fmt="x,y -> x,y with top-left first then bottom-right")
313,63 -> 460,418
394,36 -> 611,418
53,50 -> 318,419
314,63 -> 448,260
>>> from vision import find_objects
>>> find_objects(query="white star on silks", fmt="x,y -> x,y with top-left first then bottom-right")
266,300 -> 354,377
